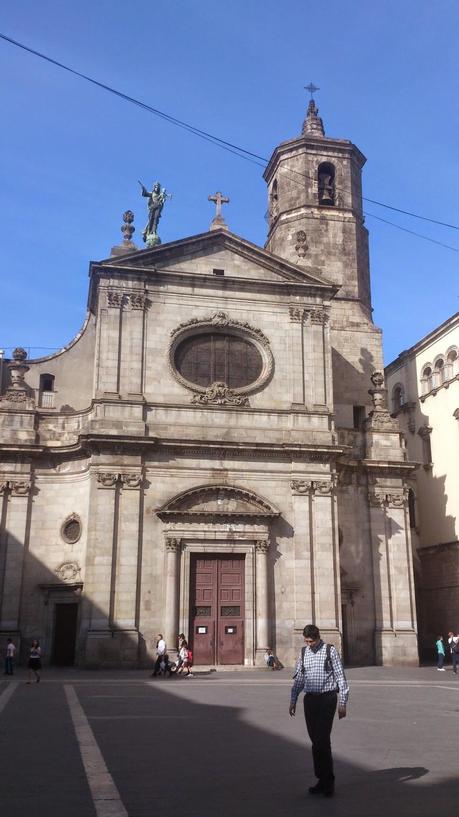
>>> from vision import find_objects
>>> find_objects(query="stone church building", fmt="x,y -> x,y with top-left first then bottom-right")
0,100 -> 419,668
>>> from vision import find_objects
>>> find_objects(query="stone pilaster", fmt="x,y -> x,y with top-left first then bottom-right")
82,471 -> 119,665
255,539 -> 270,662
113,473 -> 143,632
288,306 -> 306,406
119,293 -> 148,396
0,479 -> 31,632
308,308 -> 328,406
164,537 -> 180,655
290,481 -> 314,625
368,486 -> 418,665
96,290 -> 123,394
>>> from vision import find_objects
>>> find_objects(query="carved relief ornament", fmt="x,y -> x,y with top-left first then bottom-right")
120,473 -> 143,489
291,479 -> 335,496
308,308 -> 329,325
255,540 -> 269,553
0,479 -> 32,496
97,472 -> 119,488
368,489 -> 408,508
106,290 -> 148,310
55,561 -> 81,582
165,537 -> 181,552
170,311 -> 271,347
289,306 -> 306,323
192,382 -> 249,407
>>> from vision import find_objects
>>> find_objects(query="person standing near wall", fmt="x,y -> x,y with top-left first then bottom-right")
4,638 -> 16,675
435,635 -> 446,671
448,631 -> 459,674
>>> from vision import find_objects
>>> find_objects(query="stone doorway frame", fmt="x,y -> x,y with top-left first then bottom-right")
156,484 -> 280,667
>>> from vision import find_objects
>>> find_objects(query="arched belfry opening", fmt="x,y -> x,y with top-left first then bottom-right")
318,162 -> 335,206
156,484 -> 280,667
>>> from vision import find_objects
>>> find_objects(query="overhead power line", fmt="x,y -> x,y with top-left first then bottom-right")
1,31 -> 459,252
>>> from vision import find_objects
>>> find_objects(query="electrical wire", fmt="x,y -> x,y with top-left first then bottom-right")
1,31 -> 458,249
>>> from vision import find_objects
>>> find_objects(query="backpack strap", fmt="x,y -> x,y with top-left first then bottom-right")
324,643 -> 334,675
300,645 -> 306,673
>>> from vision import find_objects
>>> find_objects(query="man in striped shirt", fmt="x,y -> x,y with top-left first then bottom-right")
289,624 -> 349,798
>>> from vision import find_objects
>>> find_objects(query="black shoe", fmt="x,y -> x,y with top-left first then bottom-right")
322,785 -> 335,798
308,783 -> 323,795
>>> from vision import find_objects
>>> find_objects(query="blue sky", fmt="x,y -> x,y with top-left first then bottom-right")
1,1 -> 458,364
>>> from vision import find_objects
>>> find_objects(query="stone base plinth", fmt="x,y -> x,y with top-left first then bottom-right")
374,629 -> 419,666
83,629 -> 140,667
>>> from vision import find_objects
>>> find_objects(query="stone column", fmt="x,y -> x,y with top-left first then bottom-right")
119,292 -> 147,397
255,539 -> 270,662
289,306 -> 306,406
0,479 -> 31,633
164,537 -> 180,656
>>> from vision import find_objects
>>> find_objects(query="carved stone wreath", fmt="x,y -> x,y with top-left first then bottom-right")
168,311 -> 274,403
55,560 -> 81,582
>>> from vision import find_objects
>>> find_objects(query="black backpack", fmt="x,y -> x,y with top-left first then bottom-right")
453,640 -> 459,654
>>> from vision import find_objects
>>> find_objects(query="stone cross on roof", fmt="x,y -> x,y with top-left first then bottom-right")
208,191 -> 230,231
304,82 -> 320,99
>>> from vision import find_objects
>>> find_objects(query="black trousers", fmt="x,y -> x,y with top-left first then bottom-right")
303,691 -> 337,786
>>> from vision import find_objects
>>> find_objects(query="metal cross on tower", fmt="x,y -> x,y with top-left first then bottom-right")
208,191 -> 230,219
304,82 -> 320,99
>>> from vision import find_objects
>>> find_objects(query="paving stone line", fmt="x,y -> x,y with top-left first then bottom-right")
0,681 -> 19,715
64,684 -> 129,817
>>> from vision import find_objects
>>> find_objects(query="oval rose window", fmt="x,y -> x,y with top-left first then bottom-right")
174,332 -> 263,389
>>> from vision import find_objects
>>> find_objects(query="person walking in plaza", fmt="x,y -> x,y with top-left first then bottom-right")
152,634 -> 167,677
435,635 -> 446,671
448,631 -> 459,674
289,624 -> 349,798
27,639 -> 42,684
176,640 -> 193,677
4,638 -> 16,675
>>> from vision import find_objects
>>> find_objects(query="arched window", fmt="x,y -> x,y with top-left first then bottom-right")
433,358 -> 445,386
39,373 -> 55,408
421,365 -> 433,395
318,162 -> 335,206
408,489 -> 416,529
269,179 -> 278,223
391,383 -> 404,412
445,348 -> 458,380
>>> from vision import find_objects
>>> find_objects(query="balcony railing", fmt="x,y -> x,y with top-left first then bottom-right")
40,391 -> 55,408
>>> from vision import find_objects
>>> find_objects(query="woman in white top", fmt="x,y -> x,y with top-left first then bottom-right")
27,640 -> 42,684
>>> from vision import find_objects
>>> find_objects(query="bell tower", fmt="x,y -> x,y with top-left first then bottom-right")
264,94 -> 383,427
264,96 -> 371,311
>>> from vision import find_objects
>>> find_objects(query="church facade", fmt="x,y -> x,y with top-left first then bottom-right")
0,101 -> 419,668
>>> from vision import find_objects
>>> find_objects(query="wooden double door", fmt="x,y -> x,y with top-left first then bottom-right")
190,555 -> 245,665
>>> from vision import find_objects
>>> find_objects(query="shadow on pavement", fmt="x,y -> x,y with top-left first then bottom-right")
81,682 -> 451,817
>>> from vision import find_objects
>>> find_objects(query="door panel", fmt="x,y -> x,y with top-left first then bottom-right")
190,555 -> 245,665
53,603 -> 78,666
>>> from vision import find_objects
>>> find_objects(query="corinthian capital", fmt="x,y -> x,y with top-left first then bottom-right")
255,540 -> 269,554
165,537 -> 181,552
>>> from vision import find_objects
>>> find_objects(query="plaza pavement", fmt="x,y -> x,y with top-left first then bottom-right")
0,664 -> 457,817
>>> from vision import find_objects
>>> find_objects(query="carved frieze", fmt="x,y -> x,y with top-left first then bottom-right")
368,489 -> 408,508
192,382 -> 249,407
290,479 -> 313,495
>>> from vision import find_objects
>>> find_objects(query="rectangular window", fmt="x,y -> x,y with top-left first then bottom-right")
221,606 -> 240,617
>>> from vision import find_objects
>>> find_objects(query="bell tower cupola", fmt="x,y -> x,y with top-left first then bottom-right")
264,92 -> 371,311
